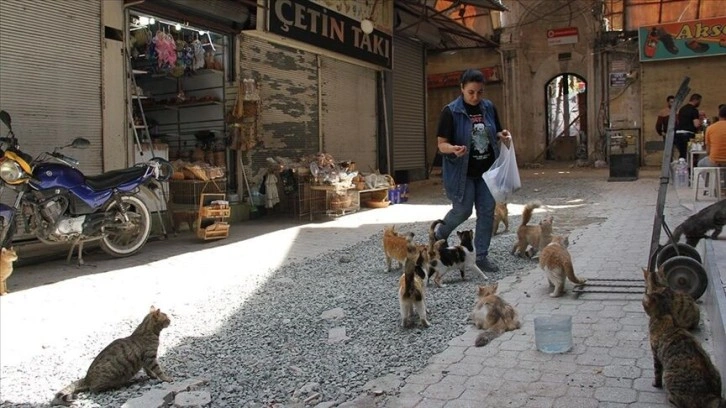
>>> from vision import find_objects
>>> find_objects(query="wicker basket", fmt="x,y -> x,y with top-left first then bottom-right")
330,193 -> 353,210
182,165 -> 209,181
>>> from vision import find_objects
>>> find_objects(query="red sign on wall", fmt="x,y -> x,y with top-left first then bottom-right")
547,27 -> 579,46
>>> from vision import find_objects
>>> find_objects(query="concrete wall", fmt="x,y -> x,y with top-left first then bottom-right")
102,1 -> 127,171
498,0 -> 600,164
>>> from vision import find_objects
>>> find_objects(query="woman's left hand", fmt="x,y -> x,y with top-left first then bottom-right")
498,130 -> 511,147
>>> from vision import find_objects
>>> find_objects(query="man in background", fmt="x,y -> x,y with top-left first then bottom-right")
655,95 -> 675,139
674,93 -> 702,160
698,104 -> 726,167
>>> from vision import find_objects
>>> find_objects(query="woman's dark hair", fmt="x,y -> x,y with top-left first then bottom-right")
460,69 -> 485,86
666,95 -> 674,101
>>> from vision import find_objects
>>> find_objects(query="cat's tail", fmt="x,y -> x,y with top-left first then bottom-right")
474,329 -> 502,347
564,261 -> 587,285
52,379 -> 87,406
521,201 -> 541,227
428,219 -> 445,250
671,224 -> 683,243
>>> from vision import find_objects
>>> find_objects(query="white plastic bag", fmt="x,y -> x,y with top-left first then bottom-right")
482,137 -> 521,202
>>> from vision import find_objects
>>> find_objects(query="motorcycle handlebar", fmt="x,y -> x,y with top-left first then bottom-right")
49,152 -> 79,167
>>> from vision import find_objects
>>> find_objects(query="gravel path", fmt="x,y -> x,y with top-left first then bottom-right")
0,170 -> 610,408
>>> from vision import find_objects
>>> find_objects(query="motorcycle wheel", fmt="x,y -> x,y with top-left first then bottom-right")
100,195 -> 151,257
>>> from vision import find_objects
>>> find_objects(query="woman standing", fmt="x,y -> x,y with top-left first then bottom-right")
433,68 -> 511,273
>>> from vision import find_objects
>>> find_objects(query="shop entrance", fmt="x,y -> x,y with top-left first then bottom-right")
545,73 -> 587,161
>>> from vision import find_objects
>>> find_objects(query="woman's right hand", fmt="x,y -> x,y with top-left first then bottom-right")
452,145 -> 467,157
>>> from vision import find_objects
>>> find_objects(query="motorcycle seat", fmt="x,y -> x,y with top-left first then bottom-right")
85,167 -> 148,191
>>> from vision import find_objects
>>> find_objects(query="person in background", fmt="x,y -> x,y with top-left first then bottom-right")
655,95 -> 675,139
434,68 -> 511,273
698,104 -> 726,167
674,93 -> 702,160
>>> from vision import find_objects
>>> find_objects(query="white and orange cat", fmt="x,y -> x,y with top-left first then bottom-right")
538,234 -> 586,297
470,282 -> 520,346
1,246 -> 18,296
399,236 -> 430,328
511,201 -> 553,258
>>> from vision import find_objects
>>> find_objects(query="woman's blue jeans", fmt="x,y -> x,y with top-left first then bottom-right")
437,176 -> 495,260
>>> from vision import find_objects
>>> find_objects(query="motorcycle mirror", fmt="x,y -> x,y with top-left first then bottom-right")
0,111 -> 12,132
71,138 -> 90,149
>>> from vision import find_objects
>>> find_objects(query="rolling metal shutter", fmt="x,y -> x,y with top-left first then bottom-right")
0,1 -> 103,174
238,34 -> 319,171
320,56 -> 377,172
391,36 -> 426,175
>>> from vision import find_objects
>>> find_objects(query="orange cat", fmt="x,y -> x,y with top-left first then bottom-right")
382,226 -> 412,272
470,282 -> 520,346
1,247 -> 18,296
538,234 -> 586,297
399,236 -> 429,328
511,201 -> 553,258
492,202 -> 509,236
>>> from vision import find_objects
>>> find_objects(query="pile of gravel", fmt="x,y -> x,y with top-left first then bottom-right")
4,220 -> 535,408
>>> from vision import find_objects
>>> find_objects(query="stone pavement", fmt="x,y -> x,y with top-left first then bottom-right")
2,166 -> 719,408
360,168 -> 714,408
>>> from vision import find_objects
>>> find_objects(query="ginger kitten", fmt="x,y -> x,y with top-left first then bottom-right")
1,247 -> 18,296
643,291 -> 725,407
538,234 -> 586,297
492,202 -> 509,236
383,226 -> 413,272
52,306 -> 172,405
398,236 -> 430,328
470,282 -> 520,347
511,201 -> 553,258
642,267 -> 700,330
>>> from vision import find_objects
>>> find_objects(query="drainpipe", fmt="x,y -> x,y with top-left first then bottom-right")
496,47 -> 510,130
317,55 -> 323,152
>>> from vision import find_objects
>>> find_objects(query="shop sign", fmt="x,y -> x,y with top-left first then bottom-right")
609,72 -> 628,88
427,66 -> 501,89
639,16 -> 726,62
268,0 -> 392,69
547,27 -> 578,46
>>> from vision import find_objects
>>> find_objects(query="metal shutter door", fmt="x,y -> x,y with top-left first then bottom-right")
320,57 -> 377,172
239,34 -> 319,171
0,1 -> 103,174
392,36 -> 426,173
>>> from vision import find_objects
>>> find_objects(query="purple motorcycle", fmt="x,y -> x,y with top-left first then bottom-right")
0,110 -> 170,261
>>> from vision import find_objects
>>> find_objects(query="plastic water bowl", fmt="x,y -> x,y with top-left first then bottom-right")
534,315 -> 573,354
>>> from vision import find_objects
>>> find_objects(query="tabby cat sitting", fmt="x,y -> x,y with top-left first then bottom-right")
52,306 -> 172,406
643,291 -> 725,408
642,267 -> 700,330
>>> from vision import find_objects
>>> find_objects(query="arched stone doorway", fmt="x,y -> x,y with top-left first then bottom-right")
545,73 -> 588,161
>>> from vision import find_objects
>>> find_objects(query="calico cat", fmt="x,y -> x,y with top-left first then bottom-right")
52,306 -> 172,406
0,247 -> 18,296
672,199 -> 726,247
470,282 -> 521,347
428,220 -> 488,287
511,201 -> 553,258
538,234 -> 586,297
383,226 -> 414,272
492,202 -> 509,236
642,267 -> 700,330
399,236 -> 430,328
643,291 -> 726,408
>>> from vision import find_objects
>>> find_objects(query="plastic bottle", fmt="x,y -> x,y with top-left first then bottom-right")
676,158 -> 688,187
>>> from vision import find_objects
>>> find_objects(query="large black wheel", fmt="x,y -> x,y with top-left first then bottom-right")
660,255 -> 708,300
655,243 -> 702,269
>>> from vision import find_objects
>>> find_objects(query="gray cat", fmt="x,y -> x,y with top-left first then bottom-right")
52,306 -> 172,406
672,199 -> 726,247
